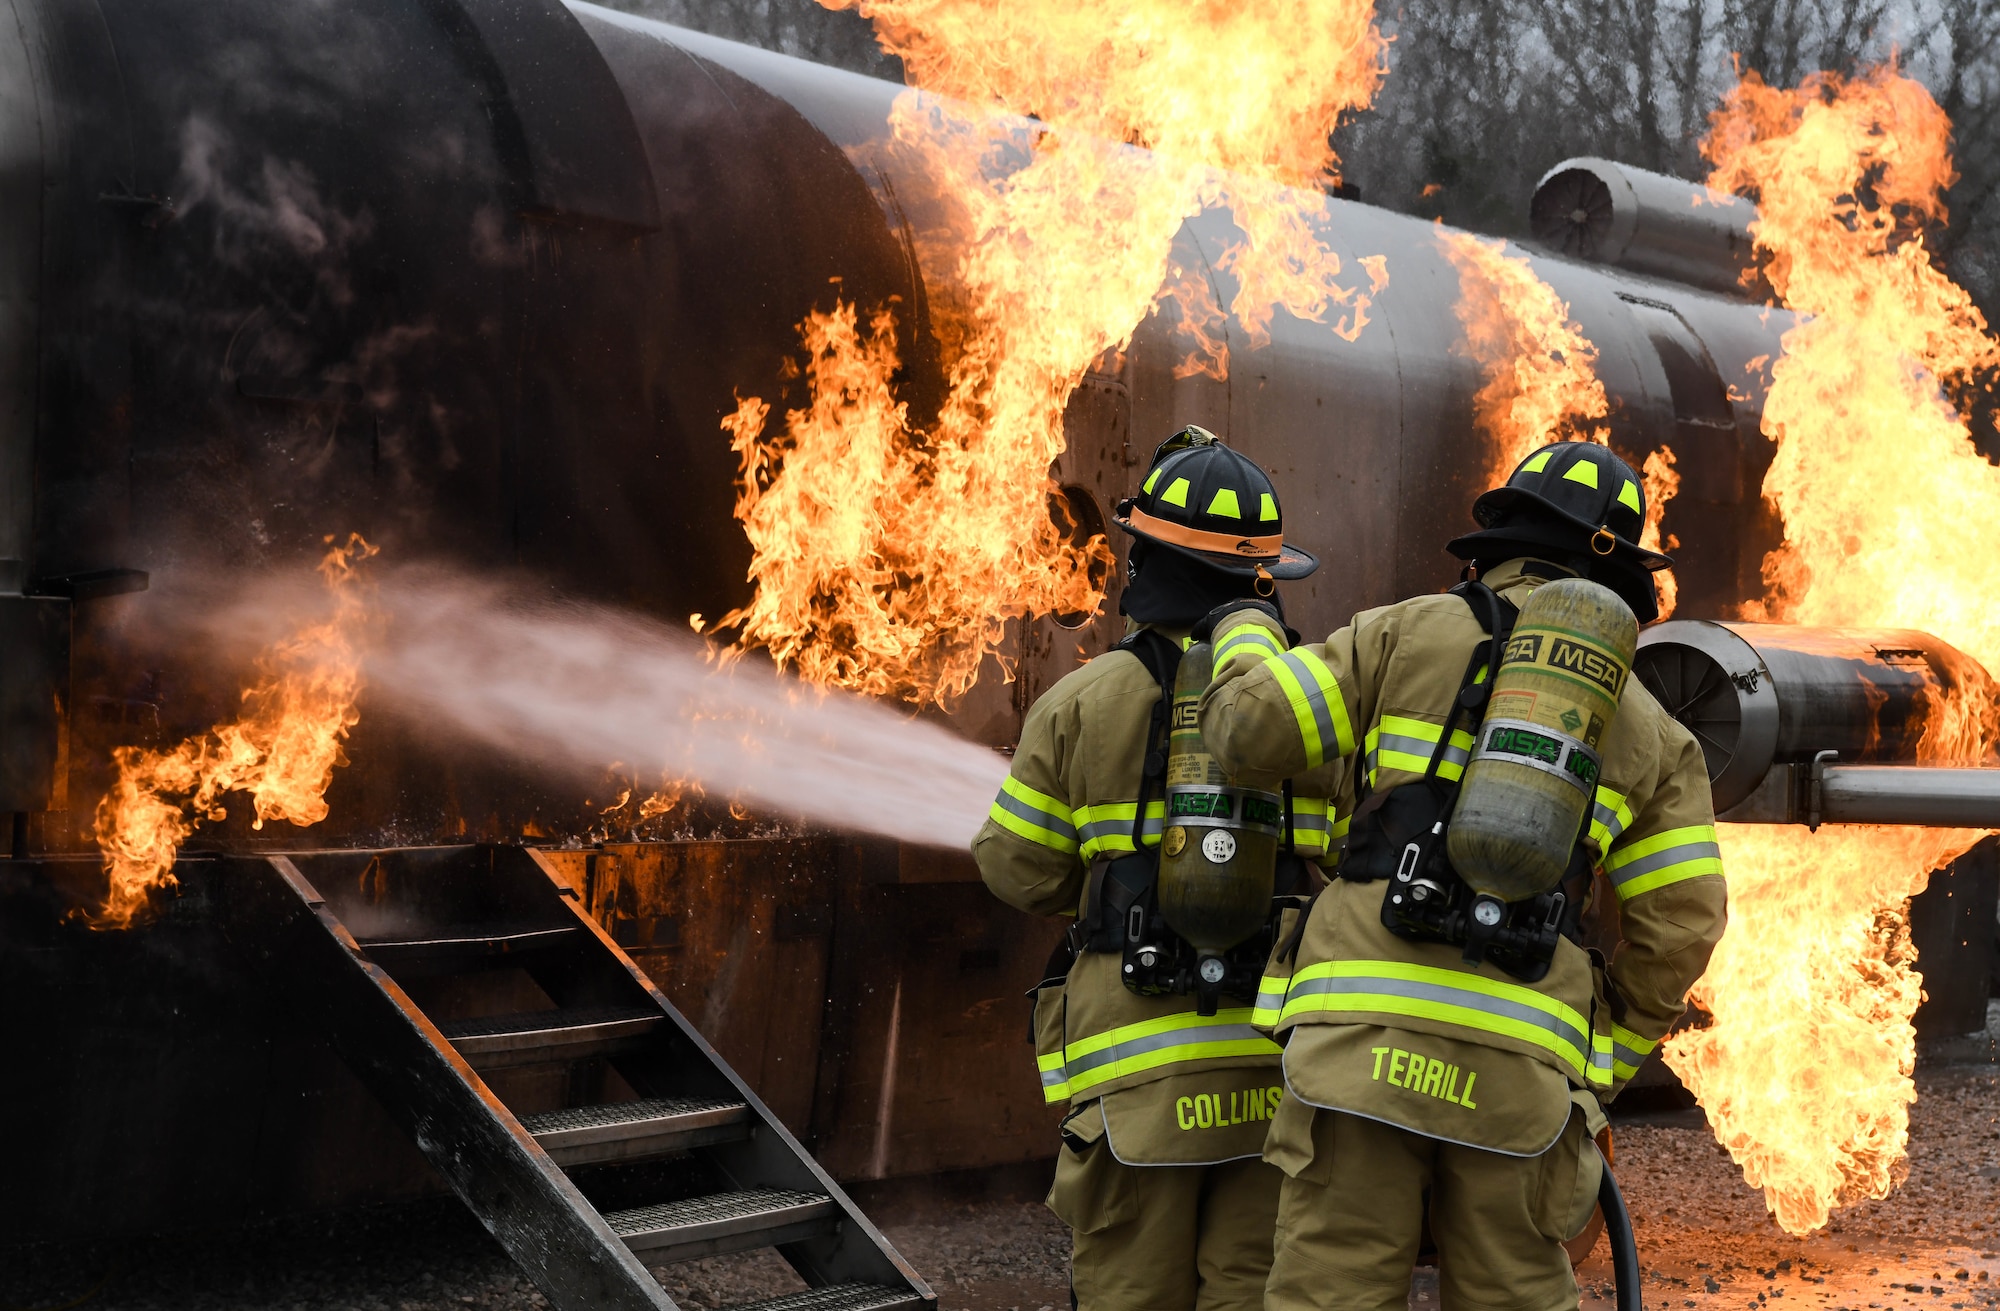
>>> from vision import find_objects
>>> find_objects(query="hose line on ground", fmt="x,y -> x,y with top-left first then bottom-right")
1599,1163 -> 1643,1311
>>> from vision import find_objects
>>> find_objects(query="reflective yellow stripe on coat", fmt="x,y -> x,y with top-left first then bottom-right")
1603,824 -> 1722,900
1277,959 -> 1594,1081
1253,973 -> 1290,1029
1215,621 -> 1286,671
1365,715 -> 1476,788
988,776 -> 1077,855
1262,647 -> 1356,769
1610,1020 -> 1659,1081
1075,800 -> 1167,862
1037,1008 -> 1282,1103
1589,1032 -> 1614,1088
1289,796 -> 1347,859
1589,786 -> 1636,853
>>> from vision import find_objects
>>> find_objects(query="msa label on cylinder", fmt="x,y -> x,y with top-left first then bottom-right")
1473,717 -> 1602,792
1503,630 -> 1628,697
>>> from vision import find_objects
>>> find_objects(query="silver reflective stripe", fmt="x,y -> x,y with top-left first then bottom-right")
992,788 -> 1076,841
1078,815 -> 1165,845
1062,1023 -> 1269,1080
1593,799 -> 1630,844
1040,1066 -> 1067,1090
1285,974 -> 1588,1060
1468,718 -> 1599,797
1606,837 -> 1723,891
1375,728 -> 1472,770
1614,1040 -> 1651,1070
1216,626 -> 1284,664
1276,651 -> 1343,759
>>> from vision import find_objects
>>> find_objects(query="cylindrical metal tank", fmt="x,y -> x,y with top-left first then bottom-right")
18,0 -> 1955,1240
0,0 -> 1795,854
1632,620 -> 2000,814
1530,156 -> 1766,300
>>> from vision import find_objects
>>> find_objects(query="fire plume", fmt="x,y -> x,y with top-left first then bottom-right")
720,0 -> 1389,703
1440,230 -> 1688,619
1661,64 -> 2000,1234
90,534 -> 377,928
1439,229 -> 1610,481
1439,229 -> 1683,616
1640,447 -> 1681,620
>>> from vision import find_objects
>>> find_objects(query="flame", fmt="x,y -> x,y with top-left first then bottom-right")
1672,823 -> 1976,1233
1640,447 -> 1681,620
718,0 -> 1390,703
1438,229 -> 1610,480
90,535 -> 377,928
1439,229 -> 1684,613
1661,63 -> 2000,1234
638,781 -> 697,820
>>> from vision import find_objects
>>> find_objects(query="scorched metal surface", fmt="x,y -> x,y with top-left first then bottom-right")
0,0 -> 1990,1242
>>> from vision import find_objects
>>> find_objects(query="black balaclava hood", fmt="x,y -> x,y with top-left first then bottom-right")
1119,538 -> 1282,628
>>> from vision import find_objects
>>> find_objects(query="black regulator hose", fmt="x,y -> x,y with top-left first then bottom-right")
1599,1162 -> 1643,1311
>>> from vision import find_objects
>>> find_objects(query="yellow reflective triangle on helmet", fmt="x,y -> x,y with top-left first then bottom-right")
1260,492 -> 1279,522
1161,477 -> 1191,508
1521,449 -> 1554,474
1563,460 -> 1599,489
1617,479 -> 1641,513
1207,488 -> 1241,518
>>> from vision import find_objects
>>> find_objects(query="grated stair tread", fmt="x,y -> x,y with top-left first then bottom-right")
719,1284 -> 924,1311
605,1188 -> 829,1237
519,1097 -> 745,1135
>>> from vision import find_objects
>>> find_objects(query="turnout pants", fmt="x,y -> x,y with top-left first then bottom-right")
1049,1130 -> 1281,1311
1263,1103 -> 1600,1311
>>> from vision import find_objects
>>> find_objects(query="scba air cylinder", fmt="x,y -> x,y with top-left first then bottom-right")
1157,641 -> 1280,953
1448,578 -> 1637,904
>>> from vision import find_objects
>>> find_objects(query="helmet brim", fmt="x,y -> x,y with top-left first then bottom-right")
1113,506 -> 1320,579
1446,519 -> 1663,624
1469,485 -> 1673,572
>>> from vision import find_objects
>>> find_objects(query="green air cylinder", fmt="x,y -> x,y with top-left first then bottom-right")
1156,641 -> 1282,952
1447,578 -> 1637,904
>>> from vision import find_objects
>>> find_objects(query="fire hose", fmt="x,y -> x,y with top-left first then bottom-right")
1600,1163 -> 1643,1311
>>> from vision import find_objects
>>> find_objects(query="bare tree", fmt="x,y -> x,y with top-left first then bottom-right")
1336,0 -> 2000,319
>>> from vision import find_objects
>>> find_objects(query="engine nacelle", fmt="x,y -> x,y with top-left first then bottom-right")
1633,620 -> 2000,826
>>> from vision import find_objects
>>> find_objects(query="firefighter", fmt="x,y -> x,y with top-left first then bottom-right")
1196,441 -> 1727,1311
972,426 -> 1344,1311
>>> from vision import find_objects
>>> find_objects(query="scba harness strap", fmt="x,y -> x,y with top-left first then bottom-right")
1335,579 -> 1591,984
1031,628 -> 1308,1007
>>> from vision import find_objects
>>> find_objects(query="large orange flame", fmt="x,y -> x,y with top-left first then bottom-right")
90,534 -> 378,928
1438,230 -> 1683,618
1662,63 -> 2000,1234
1640,447 -> 1681,620
1439,229 -> 1611,479
718,0 -> 1389,703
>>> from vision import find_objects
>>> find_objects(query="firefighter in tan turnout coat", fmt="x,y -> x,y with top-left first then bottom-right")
973,427 -> 1342,1311
1198,441 -> 1728,1311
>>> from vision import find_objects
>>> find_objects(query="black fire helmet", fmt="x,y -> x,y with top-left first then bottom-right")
1447,440 -> 1673,621
1111,425 -> 1319,592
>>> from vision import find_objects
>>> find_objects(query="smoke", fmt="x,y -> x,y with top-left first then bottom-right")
353,568 -> 1008,850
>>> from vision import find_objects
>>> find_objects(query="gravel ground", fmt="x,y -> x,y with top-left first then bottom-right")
4,1010 -> 1994,1311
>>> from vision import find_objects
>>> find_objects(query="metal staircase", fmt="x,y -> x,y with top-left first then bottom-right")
220,844 -> 932,1311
